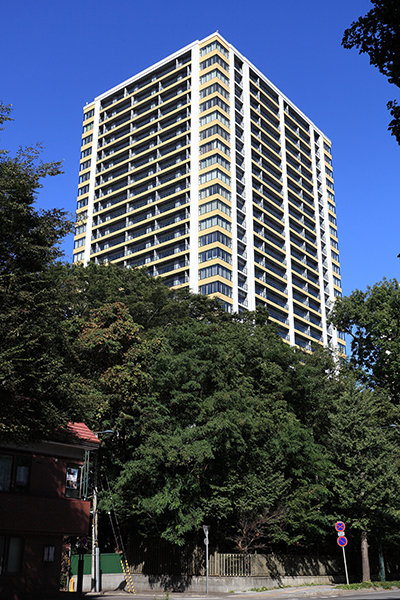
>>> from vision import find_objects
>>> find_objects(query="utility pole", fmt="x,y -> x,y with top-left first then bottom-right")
203,525 -> 210,595
91,450 -> 99,592
91,430 -> 114,592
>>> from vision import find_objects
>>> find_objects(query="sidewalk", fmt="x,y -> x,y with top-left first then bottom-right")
67,583 -> 398,599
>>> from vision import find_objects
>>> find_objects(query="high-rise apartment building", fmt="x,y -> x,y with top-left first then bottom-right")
73,33 -> 345,352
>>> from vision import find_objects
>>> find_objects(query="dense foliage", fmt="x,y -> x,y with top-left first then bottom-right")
93,311 -> 334,548
342,0 -> 400,144
330,280 -> 400,579
330,279 -> 400,401
0,105 -> 76,442
2,106 -> 400,579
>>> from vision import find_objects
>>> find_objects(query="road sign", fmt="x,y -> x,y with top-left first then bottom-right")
335,521 -> 345,532
337,536 -> 348,547
337,531 -> 345,537
81,537 -> 87,547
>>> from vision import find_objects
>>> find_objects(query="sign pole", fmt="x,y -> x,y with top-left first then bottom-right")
203,525 -> 210,595
206,537 -> 209,595
335,521 -> 349,585
342,546 -> 349,585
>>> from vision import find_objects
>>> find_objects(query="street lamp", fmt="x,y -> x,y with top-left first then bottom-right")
92,430 -> 115,592
203,525 -> 210,595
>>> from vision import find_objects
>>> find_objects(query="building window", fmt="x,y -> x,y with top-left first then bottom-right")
200,40 -> 229,59
65,465 -> 81,498
199,247 -> 232,265
199,215 -> 231,232
328,213 -> 337,226
199,230 -> 232,248
199,198 -> 231,217
200,82 -> 230,101
79,159 -> 91,171
81,147 -> 92,159
83,122 -> 94,134
330,239 -> 339,250
76,199 -> 88,210
81,134 -> 93,147
199,264 -> 232,281
200,124 -> 230,143
74,238 -> 86,250
199,139 -> 230,157
333,275 -> 341,287
199,183 -> 231,202
221,301 -> 233,313
323,141 -> 331,153
73,251 -> 84,263
75,224 -> 87,236
199,280 -> 232,298
199,169 -> 231,187
200,96 -> 230,115
14,457 -> 30,492
200,68 -> 229,87
0,455 -> 12,492
83,109 -> 94,121
200,54 -> 229,73
200,110 -> 230,129
329,225 -> 337,237
79,172 -> 90,184
0,537 -> 24,574
200,153 -> 230,172
78,185 -> 89,197
326,178 -> 334,191
43,546 -> 55,562
0,454 -> 30,493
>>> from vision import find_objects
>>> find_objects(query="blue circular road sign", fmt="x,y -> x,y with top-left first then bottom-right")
337,536 -> 348,547
335,521 -> 345,532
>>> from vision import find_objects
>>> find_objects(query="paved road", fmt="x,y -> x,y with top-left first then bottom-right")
67,585 -> 400,600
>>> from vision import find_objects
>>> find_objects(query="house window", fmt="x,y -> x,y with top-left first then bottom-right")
0,455 -> 30,493
14,457 -> 30,492
0,456 -> 12,492
0,537 -> 24,574
43,546 -> 55,562
65,465 -> 81,498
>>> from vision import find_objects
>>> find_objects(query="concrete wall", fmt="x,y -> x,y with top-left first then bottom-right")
77,572 -> 345,593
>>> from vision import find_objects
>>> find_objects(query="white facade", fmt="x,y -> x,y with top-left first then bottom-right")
73,33 -> 345,352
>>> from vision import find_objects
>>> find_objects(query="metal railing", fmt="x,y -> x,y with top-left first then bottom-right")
210,553 -> 250,577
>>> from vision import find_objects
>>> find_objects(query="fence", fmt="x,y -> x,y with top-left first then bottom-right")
209,553 -> 251,577
128,541 -> 343,579
71,546 -> 400,585
208,553 -> 342,578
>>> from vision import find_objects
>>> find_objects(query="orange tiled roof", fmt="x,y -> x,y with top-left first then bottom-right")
66,422 -> 101,445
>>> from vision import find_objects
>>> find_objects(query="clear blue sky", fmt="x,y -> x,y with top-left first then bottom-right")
1,0 -> 399,298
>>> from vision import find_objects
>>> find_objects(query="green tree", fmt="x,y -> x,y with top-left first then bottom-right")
0,104 -> 71,277
0,106 -> 76,443
0,146 -> 70,276
0,102 -> 13,151
88,310 -> 331,548
57,261 -> 229,331
329,279 -> 400,402
329,280 -> 400,579
326,375 -> 400,581
63,301 -> 159,431
342,1 -> 400,144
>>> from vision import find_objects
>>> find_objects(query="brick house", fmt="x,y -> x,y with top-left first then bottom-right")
0,422 -> 100,599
